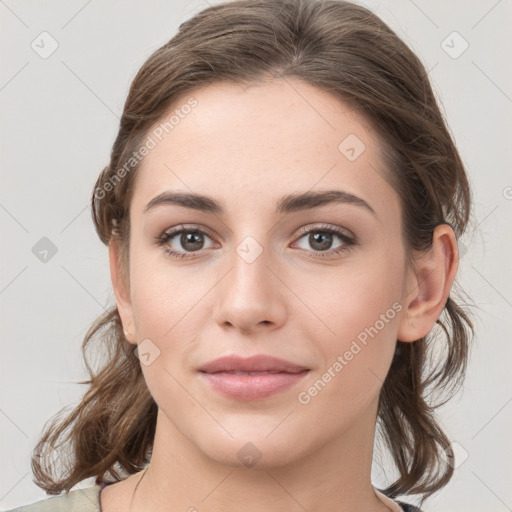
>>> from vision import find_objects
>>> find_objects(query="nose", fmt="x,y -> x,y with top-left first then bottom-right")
213,237 -> 287,335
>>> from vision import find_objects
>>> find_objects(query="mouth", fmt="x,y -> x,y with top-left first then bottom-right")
198,355 -> 310,400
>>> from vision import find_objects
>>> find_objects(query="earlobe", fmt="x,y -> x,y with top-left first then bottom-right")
108,238 -> 137,345
397,224 -> 459,343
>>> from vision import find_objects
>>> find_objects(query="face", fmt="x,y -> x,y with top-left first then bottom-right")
112,78 -> 414,468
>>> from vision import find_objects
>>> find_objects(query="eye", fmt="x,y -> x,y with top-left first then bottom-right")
153,224 -> 216,259
292,224 -> 356,258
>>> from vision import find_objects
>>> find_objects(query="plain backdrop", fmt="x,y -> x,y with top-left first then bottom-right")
1,1 -> 511,510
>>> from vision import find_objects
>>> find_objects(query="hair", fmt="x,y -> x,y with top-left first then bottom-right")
32,0 -> 475,508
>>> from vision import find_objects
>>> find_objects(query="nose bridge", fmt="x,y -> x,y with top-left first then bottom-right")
213,230 -> 285,331
229,232 -> 272,300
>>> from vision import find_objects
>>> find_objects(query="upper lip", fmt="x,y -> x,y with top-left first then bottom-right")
199,355 -> 309,374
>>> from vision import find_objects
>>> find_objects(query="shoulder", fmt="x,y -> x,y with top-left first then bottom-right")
4,485 -> 101,512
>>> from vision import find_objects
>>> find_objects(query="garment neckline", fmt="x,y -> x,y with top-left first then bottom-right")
97,481 -> 408,512
374,488 -> 407,511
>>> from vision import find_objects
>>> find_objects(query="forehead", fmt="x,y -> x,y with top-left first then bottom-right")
130,78 -> 399,222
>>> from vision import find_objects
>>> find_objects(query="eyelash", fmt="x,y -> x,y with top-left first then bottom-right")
153,223 -> 357,260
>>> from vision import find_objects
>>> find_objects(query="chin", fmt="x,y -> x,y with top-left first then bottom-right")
194,428 -> 310,470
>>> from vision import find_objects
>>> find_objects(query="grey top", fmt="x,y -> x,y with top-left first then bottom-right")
3,484 -> 105,512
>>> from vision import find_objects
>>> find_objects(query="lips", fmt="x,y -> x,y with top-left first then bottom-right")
198,355 -> 309,374
198,355 -> 310,400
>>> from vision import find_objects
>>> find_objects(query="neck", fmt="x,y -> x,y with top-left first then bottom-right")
131,396 -> 390,512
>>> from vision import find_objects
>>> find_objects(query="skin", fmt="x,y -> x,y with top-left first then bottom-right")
104,78 -> 458,512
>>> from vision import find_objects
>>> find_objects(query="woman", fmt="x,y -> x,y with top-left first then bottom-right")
7,0 -> 474,511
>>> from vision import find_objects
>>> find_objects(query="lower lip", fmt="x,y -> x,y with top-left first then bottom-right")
199,371 -> 309,400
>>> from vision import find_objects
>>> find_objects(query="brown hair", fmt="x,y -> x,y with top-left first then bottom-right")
32,0 -> 474,508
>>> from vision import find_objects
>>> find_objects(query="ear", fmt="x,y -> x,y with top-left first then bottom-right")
397,224 -> 459,342
109,238 -> 137,345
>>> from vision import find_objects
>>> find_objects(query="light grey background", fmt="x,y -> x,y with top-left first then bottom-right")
1,1 -> 511,510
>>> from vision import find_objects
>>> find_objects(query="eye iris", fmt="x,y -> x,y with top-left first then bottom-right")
310,232 -> 332,251
181,232 -> 204,251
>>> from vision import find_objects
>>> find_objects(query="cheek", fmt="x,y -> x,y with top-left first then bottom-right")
295,257 -> 403,399
127,252 -> 211,381
297,258 -> 403,345
128,246 -> 191,332
128,259 -> 201,411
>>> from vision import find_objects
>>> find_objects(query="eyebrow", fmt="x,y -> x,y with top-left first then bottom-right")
143,189 -> 376,216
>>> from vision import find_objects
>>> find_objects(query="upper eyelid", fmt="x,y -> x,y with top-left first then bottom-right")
295,223 -> 354,238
